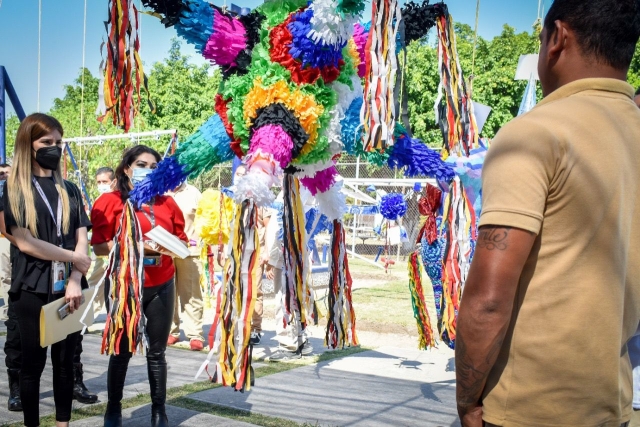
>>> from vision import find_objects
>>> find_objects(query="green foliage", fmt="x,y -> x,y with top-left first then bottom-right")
140,39 -> 222,136
404,23 -> 541,146
628,41 -> 640,90
6,39 -> 221,201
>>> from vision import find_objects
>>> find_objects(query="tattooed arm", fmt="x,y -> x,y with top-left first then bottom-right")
456,225 -> 536,426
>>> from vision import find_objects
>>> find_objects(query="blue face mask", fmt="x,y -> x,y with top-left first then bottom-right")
131,168 -> 152,186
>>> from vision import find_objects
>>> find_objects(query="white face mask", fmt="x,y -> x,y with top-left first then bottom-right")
131,168 -> 152,186
97,183 -> 111,194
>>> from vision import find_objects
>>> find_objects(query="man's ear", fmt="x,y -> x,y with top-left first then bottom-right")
546,20 -> 567,62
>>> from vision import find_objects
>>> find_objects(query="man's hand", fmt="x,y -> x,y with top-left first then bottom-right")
266,265 -> 274,280
459,405 -> 483,427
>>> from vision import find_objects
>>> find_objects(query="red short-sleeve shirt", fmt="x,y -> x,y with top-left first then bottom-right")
91,191 -> 188,287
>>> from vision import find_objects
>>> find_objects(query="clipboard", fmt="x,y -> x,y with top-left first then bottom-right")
40,287 -> 96,348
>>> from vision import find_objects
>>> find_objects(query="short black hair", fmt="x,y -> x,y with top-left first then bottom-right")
544,0 -> 640,70
0,164 -> 11,169
635,87 -> 640,96
96,167 -> 114,179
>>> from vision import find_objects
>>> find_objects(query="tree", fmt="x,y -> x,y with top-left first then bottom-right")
140,38 -> 222,136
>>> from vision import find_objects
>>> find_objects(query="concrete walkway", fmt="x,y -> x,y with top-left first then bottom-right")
0,312 -> 459,427
190,346 -> 459,427
70,404 -> 258,427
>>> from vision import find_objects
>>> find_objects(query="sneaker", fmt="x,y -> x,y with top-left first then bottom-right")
250,332 -> 262,345
267,348 -> 302,361
189,340 -> 204,351
167,336 -> 180,346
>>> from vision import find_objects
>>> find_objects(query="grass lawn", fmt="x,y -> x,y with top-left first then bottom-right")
351,279 -> 417,334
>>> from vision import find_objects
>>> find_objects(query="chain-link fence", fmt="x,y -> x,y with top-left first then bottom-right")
188,156 -> 432,272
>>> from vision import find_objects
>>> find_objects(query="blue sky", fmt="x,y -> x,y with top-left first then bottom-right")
0,0 -> 544,116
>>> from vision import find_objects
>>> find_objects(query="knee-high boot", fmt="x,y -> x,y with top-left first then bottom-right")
104,355 -> 131,427
147,354 -> 168,427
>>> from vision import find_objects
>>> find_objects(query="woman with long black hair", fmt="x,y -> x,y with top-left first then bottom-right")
4,113 -> 92,427
91,145 -> 187,427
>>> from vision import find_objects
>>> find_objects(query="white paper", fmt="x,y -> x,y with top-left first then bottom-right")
515,54 -> 540,81
145,226 -> 190,259
472,102 -> 492,134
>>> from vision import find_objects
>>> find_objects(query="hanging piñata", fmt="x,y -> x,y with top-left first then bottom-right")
99,202 -> 146,355
98,0 -> 154,132
434,4 -> 479,157
129,0 -> 460,381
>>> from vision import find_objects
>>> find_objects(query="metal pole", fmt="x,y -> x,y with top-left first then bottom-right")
0,66 -> 5,164
3,68 -> 26,121
65,144 -> 93,211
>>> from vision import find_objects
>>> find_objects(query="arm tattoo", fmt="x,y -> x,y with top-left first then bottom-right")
456,331 -> 504,414
477,227 -> 511,251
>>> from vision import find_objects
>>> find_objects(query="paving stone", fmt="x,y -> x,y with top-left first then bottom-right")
69,403 -> 259,426
0,334 -> 213,426
189,346 -> 460,427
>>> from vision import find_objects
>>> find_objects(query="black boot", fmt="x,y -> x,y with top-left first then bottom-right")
7,369 -> 22,412
73,363 -> 98,404
147,355 -> 169,427
104,355 -> 130,427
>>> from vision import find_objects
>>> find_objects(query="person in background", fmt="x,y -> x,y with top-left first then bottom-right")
95,167 -> 116,195
86,166 -> 116,314
455,1 -> 640,425
167,181 -> 205,351
263,191 -> 312,360
0,163 -> 21,412
0,164 -> 12,308
4,113 -> 93,427
91,145 -> 187,427
232,164 -> 270,345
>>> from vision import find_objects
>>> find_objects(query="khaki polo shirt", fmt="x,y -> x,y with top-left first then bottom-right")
479,78 -> 640,426
170,184 -> 202,256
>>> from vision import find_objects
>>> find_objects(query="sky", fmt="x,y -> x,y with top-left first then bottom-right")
0,0 -> 544,117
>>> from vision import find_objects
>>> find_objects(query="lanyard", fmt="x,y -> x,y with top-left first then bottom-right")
32,177 -> 62,243
140,203 -> 155,228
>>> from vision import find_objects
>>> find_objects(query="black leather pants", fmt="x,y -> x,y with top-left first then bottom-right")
106,279 -> 175,407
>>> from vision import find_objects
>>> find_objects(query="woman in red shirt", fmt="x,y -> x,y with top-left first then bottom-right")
91,145 -> 187,427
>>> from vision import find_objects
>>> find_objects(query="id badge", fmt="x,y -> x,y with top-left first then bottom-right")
51,261 -> 69,294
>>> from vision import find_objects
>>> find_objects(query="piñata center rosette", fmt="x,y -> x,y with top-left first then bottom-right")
243,79 -> 324,157
269,10 -> 345,85
249,103 -> 309,161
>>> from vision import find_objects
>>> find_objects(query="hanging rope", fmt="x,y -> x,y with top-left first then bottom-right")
79,0 -> 88,190
469,0 -> 480,96
37,0 -> 42,112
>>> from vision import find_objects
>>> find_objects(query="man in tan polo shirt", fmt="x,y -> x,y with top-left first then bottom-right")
455,1 -> 640,426
168,181 -> 205,351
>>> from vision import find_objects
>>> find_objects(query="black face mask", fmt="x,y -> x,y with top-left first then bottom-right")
34,146 -> 62,171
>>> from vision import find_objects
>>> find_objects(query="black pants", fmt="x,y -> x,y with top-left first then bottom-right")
10,291 -> 79,427
107,280 -> 175,397
5,295 -> 85,370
